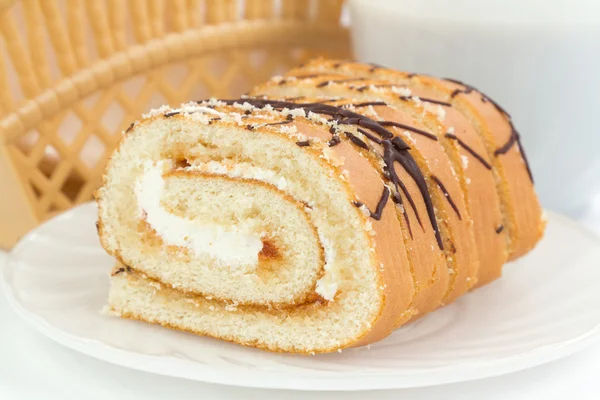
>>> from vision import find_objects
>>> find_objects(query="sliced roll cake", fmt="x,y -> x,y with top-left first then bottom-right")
284,59 -> 545,262
98,100 -> 432,353
97,64 -> 545,354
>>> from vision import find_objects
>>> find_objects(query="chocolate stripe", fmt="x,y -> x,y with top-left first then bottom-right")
357,127 -> 382,145
431,175 -> 461,220
443,77 -> 533,182
399,96 -> 452,107
494,129 -> 518,156
379,121 -> 438,141
355,187 -> 391,221
445,133 -> 492,170
344,132 -> 369,150
263,120 -> 292,127
345,101 -> 388,108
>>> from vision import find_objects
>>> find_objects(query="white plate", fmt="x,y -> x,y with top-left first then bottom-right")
2,203 -> 600,391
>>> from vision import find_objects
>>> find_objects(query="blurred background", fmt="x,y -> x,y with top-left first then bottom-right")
1,0 -> 599,249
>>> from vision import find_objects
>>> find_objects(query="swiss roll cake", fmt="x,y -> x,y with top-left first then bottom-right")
96,60 -> 545,354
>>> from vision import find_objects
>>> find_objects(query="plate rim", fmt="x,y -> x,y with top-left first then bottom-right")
2,204 -> 600,391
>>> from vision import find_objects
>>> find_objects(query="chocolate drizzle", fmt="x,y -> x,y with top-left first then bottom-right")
368,62 -> 385,73
372,186 -> 390,219
379,121 -> 438,141
330,60 -> 356,69
357,127 -> 382,145
353,187 -> 390,220
445,133 -> 492,170
495,224 -> 504,234
295,140 -> 310,147
263,120 -> 292,127
445,78 -> 475,99
345,101 -> 388,108
165,111 -> 181,118
112,265 -> 133,276
291,74 -> 326,80
212,97 -> 443,249
316,78 -> 367,88
383,138 -> 440,247
494,128 -> 518,157
344,131 -> 369,149
355,83 -> 397,92
450,86 -> 474,98
495,125 -> 534,182
431,175 -> 461,220
283,96 -> 306,101
327,135 -> 341,147
314,98 -> 341,104
399,96 -> 452,107
443,78 -> 534,182
125,122 -> 134,133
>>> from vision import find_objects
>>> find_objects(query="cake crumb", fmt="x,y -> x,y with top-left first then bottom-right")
461,155 -> 469,169
436,105 -> 446,120
341,170 -> 351,181
279,125 -> 298,135
391,86 -> 412,97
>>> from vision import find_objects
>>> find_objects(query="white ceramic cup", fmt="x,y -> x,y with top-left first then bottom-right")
349,0 -> 600,215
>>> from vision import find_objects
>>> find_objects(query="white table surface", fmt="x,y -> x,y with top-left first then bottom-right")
2,209 -> 600,399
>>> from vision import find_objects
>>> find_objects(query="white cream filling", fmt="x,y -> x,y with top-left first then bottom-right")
183,160 -> 341,301
135,161 -> 263,267
314,233 -> 339,300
